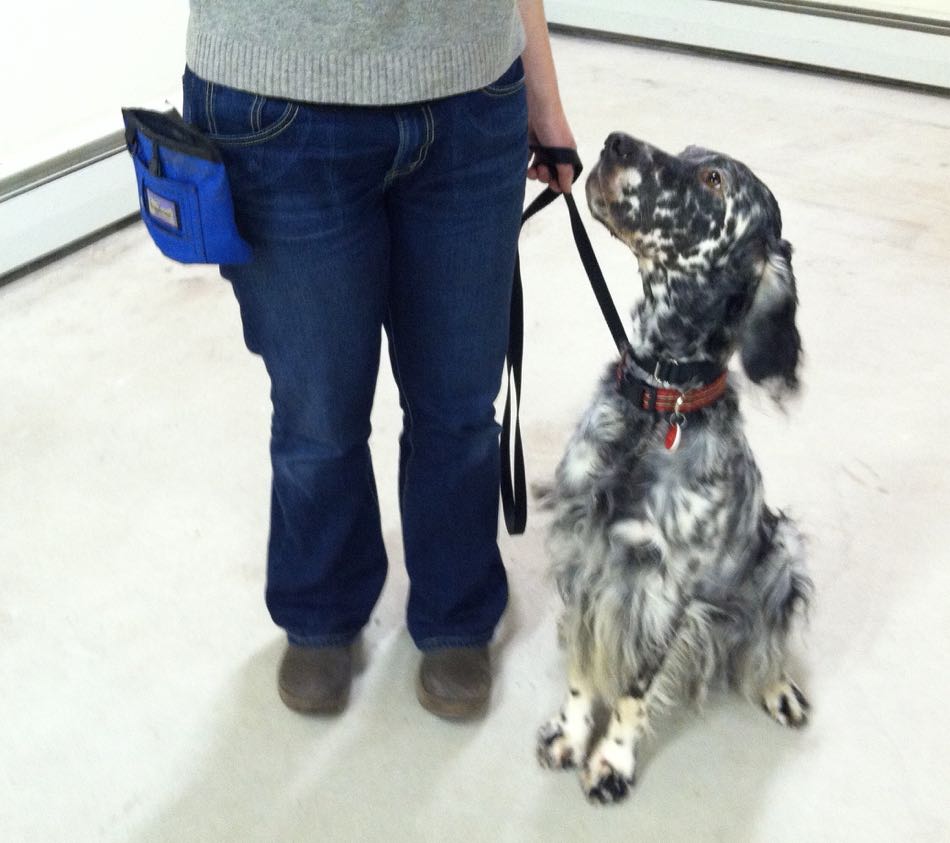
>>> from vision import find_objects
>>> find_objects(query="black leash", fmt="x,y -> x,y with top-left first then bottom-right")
501,145 -> 630,535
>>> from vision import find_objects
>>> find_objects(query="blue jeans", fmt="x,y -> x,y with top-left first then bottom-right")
182,63 -> 528,650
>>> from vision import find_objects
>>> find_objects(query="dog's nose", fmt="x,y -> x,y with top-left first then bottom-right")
605,132 -> 639,162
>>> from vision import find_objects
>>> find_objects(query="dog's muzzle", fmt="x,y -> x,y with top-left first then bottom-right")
604,132 -> 643,164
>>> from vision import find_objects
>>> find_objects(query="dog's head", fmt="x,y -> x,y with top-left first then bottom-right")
587,133 -> 801,394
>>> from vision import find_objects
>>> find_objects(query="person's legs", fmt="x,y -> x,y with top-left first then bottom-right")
182,69 -> 398,647
182,60 -> 528,715
383,60 -> 529,650
232,239 -> 388,647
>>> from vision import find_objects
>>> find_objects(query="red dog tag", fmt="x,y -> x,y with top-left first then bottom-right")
664,423 -> 681,451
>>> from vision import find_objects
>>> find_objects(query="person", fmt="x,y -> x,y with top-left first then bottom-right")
182,0 -> 575,719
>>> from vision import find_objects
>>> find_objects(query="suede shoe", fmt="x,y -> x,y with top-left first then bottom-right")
278,643 -> 352,714
416,646 -> 491,720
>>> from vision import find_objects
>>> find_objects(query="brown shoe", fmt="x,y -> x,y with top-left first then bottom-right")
278,643 -> 352,714
416,646 -> 491,720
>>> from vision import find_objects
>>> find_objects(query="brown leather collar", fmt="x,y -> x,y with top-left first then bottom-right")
616,361 -> 729,414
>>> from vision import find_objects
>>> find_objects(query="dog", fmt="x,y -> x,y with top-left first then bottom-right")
536,132 -> 812,804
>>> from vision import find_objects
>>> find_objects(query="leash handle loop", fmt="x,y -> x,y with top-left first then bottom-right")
528,144 -> 584,184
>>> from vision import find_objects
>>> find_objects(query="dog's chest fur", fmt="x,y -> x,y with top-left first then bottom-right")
548,370 -> 764,697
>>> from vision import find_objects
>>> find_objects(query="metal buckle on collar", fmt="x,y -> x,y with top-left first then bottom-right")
669,394 -> 687,428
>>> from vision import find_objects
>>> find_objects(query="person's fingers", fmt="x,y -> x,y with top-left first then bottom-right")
532,163 -> 552,185
526,153 -> 576,193
556,162 -> 574,194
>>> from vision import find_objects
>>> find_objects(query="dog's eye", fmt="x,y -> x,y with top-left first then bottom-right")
703,170 -> 723,191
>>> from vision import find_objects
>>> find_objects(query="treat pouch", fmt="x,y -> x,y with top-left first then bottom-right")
121,108 -> 252,265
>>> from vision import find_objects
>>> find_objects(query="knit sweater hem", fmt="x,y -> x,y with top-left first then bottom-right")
186,27 -> 526,106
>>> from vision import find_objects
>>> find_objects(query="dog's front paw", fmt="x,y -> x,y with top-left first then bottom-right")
581,742 -> 636,804
537,717 -> 583,770
762,677 -> 810,728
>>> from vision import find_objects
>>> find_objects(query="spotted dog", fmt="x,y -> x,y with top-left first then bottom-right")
537,133 -> 812,804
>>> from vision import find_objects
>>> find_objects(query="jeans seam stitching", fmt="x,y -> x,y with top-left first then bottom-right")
209,103 -> 300,147
416,633 -> 494,651
384,112 -> 408,188
206,82 -> 217,135
386,105 -> 434,183
402,104 -> 434,176
481,79 -> 526,97
250,95 -> 262,132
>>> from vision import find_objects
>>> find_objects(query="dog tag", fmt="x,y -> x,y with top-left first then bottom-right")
664,423 -> 681,451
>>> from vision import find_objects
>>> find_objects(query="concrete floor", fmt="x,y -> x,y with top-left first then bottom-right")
2,34 -> 949,843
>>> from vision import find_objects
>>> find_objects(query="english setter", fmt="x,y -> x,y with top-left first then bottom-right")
537,133 -> 812,804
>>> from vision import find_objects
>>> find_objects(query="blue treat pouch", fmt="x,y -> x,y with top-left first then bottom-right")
121,107 -> 252,264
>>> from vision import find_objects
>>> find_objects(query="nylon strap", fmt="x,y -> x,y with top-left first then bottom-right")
500,146 -> 630,535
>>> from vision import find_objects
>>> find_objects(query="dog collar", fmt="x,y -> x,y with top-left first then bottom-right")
624,349 -> 724,387
616,354 -> 729,451
616,366 -> 729,412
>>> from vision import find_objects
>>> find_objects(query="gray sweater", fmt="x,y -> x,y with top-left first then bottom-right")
186,1 -> 526,106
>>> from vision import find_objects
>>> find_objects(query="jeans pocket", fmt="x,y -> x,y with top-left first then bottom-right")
182,67 -> 300,147
461,58 -> 528,151
480,58 -> 525,97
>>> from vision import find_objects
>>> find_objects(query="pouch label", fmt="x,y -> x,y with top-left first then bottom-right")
145,188 -> 180,230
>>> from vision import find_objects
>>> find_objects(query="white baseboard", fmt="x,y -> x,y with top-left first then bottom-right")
0,151 -> 139,279
546,0 -> 950,89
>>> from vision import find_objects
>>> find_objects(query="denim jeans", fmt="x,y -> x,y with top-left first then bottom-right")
182,62 -> 528,649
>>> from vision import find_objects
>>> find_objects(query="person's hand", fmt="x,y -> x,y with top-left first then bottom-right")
527,105 -> 577,194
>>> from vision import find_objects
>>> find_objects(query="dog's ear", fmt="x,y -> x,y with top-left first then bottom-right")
740,238 -> 801,394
